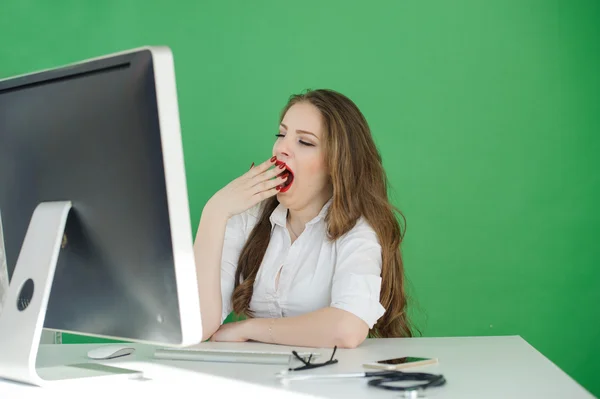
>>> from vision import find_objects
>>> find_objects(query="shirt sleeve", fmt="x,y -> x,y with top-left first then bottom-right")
330,218 -> 386,329
219,211 -> 249,324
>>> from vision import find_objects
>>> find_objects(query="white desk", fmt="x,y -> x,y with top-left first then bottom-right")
0,335 -> 594,398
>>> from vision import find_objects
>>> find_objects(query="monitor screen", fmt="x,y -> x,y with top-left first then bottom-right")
0,48 -> 197,344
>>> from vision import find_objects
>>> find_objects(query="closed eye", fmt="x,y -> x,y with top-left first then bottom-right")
275,133 -> 315,147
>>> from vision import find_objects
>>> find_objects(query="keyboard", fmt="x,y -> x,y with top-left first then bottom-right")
153,347 -> 321,365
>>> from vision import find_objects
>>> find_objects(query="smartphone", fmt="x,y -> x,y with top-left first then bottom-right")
363,356 -> 438,370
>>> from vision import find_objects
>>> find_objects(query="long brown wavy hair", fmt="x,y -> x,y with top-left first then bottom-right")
232,89 -> 413,338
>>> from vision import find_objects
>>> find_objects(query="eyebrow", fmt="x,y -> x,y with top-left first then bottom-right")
280,123 -> 320,140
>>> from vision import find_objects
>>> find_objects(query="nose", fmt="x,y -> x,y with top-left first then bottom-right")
273,137 -> 292,161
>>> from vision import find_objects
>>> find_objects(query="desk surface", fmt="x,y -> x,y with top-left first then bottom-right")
0,335 -> 594,398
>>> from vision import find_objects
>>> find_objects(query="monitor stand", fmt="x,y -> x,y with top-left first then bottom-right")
0,201 -> 143,386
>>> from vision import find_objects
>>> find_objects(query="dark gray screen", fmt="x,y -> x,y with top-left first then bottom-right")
0,50 -> 183,343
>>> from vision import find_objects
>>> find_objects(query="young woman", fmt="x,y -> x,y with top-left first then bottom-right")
194,89 -> 412,348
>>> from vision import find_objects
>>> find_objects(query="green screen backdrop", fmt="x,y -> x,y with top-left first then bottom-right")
1,1 -> 598,396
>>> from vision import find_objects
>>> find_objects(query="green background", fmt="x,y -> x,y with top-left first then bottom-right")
1,0 -> 598,396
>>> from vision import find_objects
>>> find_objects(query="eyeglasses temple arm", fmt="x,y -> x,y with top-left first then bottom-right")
330,346 -> 338,361
292,351 -> 309,366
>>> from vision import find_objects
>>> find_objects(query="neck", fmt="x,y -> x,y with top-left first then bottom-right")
287,189 -> 333,231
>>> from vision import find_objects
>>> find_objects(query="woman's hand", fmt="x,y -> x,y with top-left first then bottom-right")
207,156 -> 288,219
209,320 -> 251,342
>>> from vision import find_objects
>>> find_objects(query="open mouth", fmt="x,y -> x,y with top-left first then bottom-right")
279,169 -> 294,192
275,161 -> 294,193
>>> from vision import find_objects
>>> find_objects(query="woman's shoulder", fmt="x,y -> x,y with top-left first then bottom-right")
233,202 -> 262,220
226,203 -> 263,234
332,216 -> 383,275
337,216 -> 380,247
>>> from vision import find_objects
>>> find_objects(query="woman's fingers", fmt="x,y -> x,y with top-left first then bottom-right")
245,157 -> 287,189
246,156 -> 277,179
251,163 -> 286,187
254,186 -> 281,201
255,173 -> 287,193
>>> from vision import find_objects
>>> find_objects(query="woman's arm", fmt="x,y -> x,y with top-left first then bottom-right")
251,307 -> 369,348
211,217 -> 385,347
193,157 -> 287,341
213,307 -> 369,349
194,199 -> 230,341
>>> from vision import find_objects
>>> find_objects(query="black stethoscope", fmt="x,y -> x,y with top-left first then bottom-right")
276,369 -> 446,393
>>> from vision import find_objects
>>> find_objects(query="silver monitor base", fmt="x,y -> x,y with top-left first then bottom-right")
0,201 -> 142,386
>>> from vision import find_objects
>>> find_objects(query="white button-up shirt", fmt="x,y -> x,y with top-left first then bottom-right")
220,198 -> 386,329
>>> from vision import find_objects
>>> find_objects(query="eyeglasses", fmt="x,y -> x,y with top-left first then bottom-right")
289,346 -> 338,371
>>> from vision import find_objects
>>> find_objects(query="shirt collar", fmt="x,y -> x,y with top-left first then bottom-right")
269,197 -> 333,228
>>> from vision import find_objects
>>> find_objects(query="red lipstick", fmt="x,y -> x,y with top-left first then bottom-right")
278,167 -> 294,192
273,159 -> 294,193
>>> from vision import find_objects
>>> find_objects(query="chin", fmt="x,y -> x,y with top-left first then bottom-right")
276,185 -> 295,204
276,189 -> 290,201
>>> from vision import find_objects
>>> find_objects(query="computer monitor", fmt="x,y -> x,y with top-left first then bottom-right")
0,46 -> 202,385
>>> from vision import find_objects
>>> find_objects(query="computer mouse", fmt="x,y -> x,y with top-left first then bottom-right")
86,345 -> 135,360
